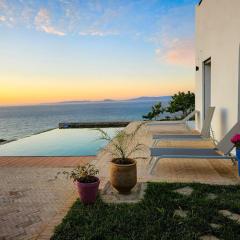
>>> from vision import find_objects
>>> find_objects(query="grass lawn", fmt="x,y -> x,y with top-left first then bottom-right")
51,183 -> 240,240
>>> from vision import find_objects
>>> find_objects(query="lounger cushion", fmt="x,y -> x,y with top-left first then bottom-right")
150,148 -> 222,157
153,135 -> 202,140
147,121 -> 184,126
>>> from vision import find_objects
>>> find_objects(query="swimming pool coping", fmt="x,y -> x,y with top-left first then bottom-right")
0,156 -> 95,167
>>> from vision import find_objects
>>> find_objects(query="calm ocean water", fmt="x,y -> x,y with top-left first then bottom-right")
0,100 -> 171,140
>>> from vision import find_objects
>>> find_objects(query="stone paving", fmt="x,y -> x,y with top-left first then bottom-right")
210,223 -> 222,229
174,209 -> 188,218
199,235 -> 220,240
218,210 -> 240,223
173,186 -> 193,196
206,193 -> 217,200
100,182 -> 147,204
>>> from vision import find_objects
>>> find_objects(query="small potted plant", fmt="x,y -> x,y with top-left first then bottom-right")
231,134 -> 240,176
97,123 -> 146,194
63,164 -> 100,204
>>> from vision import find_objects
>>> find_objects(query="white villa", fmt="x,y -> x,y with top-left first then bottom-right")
195,0 -> 240,141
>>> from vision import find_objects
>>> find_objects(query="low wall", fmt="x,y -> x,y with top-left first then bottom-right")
59,122 -> 130,129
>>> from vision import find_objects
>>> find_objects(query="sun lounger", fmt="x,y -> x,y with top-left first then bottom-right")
152,107 -> 215,143
147,110 -> 199,126
149,121 -> 239,175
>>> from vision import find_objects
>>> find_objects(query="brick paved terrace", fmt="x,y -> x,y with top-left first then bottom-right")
0,156 -> 94,240
0,122 -> 239,239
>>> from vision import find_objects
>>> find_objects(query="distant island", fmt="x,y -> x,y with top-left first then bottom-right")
128,96 -> 171,102
56,96 -> 171,105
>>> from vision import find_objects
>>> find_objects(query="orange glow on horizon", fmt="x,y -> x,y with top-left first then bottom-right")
0,73 -> 194,106
0,84 -> 194,106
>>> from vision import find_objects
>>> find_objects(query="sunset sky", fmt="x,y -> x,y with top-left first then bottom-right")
0,0 -> 198,106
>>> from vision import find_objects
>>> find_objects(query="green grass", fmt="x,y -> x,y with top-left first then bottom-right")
51,183 -> 240,240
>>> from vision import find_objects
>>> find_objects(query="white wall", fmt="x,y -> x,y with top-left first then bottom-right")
195,0 -> 240,141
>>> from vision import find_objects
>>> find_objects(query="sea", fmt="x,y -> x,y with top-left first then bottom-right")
0,100 -> 174,140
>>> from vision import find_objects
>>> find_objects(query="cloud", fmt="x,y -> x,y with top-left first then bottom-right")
40,25 -> 65,36
0,15 -> 6,22
0,0 -> 15,26
0,0 -> 195,59
0,0 -> 7,10
0,0 -> 156,38
149,3 -> 195,68
34,8 -> 65,36
79,30 -> 119,37
155,38 -> 195,67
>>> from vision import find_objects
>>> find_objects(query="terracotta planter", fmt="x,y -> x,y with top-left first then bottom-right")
110,159 -> 137,194
76,177 -> 100,204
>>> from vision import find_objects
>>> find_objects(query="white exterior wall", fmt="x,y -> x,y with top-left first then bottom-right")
195,0 -> 240,141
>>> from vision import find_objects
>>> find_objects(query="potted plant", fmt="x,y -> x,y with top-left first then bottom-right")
231,134 -> 240,176
97,123 -> 146,194
63,164 -> 100,204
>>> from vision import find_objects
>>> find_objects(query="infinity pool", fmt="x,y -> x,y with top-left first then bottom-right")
0,128 -> 122,156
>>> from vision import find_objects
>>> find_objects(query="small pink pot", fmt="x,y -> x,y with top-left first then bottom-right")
75,177 -> 100,204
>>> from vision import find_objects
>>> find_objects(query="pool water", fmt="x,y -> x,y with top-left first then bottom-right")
0,128 -> 122,156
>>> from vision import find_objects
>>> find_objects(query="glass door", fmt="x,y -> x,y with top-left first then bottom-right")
203,58 -> 211,119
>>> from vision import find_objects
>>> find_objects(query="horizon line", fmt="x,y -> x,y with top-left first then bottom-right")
0,95 -> 173,108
